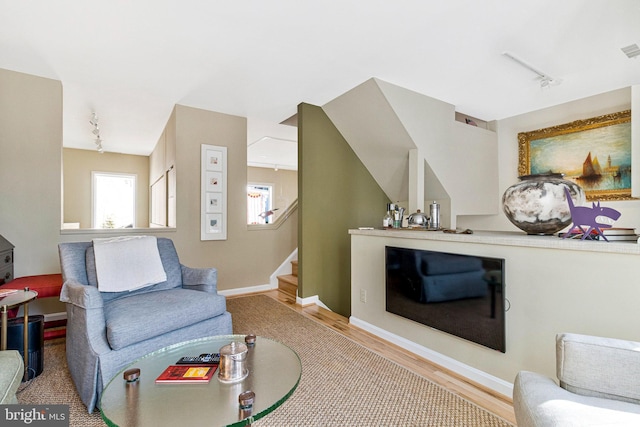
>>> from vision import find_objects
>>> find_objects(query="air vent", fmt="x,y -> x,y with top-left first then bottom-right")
621,44 -> 640,59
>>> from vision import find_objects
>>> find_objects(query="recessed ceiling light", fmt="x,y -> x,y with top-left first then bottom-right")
621,44 -> 640,59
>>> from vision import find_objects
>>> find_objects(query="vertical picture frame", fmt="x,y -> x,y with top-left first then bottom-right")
201,145 -> 227,240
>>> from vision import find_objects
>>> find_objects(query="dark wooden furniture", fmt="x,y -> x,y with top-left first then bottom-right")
0,235 -> 14,285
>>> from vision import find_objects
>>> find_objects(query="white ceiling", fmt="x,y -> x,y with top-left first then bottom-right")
1,1 -> 639,167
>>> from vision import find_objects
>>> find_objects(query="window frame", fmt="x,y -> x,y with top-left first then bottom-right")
91,171 -> 137,229
247,182 -> 274,225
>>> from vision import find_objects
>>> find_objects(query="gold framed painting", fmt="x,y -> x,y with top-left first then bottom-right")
518,110 -> 632,201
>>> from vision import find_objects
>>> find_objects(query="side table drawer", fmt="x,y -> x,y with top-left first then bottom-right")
0,240 -> 13,286
0,264 -> 13,285
0,249 -> 12,267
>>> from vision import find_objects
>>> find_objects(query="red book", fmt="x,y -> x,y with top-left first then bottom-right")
155,365 -> 216,383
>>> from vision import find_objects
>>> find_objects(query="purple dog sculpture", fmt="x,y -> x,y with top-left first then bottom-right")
563,187 -> 621,241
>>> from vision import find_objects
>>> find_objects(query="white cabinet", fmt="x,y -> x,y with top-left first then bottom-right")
148,111 -> 176,227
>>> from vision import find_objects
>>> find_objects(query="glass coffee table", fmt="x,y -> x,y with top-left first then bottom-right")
100,335 -> 301,427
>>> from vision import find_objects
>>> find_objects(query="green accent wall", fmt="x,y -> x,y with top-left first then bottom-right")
298,103 -> 391,317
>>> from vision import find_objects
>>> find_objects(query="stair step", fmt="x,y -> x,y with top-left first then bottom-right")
291,260 -> 298,277
277,274 -> 298,297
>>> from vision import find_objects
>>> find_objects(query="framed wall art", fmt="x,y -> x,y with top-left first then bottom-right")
518,110 -> 631,201
201,144 -> 227,240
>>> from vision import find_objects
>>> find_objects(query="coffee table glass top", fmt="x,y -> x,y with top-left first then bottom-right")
100,335 -> 301,427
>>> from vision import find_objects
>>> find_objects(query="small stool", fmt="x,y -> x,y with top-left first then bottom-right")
0,274 -> 65,340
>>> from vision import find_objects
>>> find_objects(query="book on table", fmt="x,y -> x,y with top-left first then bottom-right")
601,234 -> 639,241
600,227 -> 638,241
600,227 -> 636,236
155,365 -> 217,383
558,227 -> 638,241
0,288 -> 19,298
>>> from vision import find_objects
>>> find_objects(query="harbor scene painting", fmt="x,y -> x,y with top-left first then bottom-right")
518,110 -> 632,200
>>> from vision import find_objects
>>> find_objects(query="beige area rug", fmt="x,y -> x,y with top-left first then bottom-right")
17,294 -> 513,426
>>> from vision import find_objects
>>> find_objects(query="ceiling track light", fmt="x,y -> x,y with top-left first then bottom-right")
502,51 -> 562,89
90,112 -> 104,153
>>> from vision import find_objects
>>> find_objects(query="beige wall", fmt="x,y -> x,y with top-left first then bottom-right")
351,232 -> 640,396
0,68 -> 297,291
169,105 -> 298,289
63,148 -> 150,228
247,166 -> 297,223
0,68 -> 62,276
459,87 -> 639,231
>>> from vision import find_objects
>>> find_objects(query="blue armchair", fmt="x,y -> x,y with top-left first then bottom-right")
58,237 -> 232,413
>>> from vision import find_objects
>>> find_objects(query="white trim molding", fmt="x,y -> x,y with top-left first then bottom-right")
218,284 -> 274,297
349,316 -> 514,399
269,248 -> 298,288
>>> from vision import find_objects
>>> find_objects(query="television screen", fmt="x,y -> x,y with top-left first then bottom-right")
385,246 -> 506,352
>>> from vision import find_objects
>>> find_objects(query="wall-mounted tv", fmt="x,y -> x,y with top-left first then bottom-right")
385,246 -> 506,352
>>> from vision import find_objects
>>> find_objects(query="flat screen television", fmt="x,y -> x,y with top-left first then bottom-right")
385,246 -> 506,352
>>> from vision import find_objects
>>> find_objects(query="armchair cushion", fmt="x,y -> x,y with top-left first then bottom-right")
557,332 -> 640,404
104,288 -> 227,350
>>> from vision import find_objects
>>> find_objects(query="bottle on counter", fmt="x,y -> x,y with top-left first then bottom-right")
428,201 -> 440,230
383,208 -> 392,228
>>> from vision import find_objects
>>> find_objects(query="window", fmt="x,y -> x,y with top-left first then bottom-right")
92,172 -> 136,228
247,184 -> 273,224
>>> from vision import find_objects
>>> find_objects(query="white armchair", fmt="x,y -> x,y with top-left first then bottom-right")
513,333 -> 640,426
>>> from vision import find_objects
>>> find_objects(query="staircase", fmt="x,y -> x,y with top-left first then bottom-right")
277,260 -> 298,297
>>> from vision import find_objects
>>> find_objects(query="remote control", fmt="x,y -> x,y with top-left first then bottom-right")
176,353 -> 220,365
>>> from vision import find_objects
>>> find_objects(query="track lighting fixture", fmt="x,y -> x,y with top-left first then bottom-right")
90,112 -> 104,153
502,51 -> 562,89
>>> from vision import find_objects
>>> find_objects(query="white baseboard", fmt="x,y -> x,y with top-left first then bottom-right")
44,311 -> 67,322
349,316 -> 514,399
218,283 -> 276,297
219,284 -> 330,313
296,294 -> 329,310
269,248 -> 298,288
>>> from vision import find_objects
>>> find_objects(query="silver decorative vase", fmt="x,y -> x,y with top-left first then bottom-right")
502,173 -> 585,235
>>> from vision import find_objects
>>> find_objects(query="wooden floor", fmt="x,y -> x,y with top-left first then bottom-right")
246,289 -> 517,425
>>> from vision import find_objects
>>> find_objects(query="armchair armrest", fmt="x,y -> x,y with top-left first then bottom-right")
557,333 -> 640,404
514,371 -> 640,427
181,265 -> 218,293
59,280 -> 104,309
59,279 -> 110,356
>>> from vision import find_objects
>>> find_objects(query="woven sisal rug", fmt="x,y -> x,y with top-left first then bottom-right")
17,294 -> 513,426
